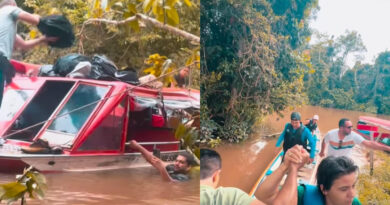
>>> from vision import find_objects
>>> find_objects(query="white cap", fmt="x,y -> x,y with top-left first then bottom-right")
313,115 -> 319,120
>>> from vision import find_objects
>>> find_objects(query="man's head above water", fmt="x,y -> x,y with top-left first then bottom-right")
174,151 -> 195,173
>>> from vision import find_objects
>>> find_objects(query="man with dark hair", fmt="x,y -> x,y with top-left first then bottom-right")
297,156 -> 361,205
319,118 -> 390,158
201,145 -> 310,205
0,0 -> 57,106
276,112 -> 316,163
129,140 -> 194,182
172,67 -> 189,88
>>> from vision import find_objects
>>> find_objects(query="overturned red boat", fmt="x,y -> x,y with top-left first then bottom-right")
0,61 -> 199,173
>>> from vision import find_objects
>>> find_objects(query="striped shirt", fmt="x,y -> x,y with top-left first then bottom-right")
324,129 -> 365,157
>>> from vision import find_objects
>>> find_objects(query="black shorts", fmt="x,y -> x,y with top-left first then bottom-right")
0,54 -> 16,107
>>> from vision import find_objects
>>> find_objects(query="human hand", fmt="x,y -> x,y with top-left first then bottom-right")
26,67 -> 40,77
308,157 -> 314,164
285,145 -> 309,171
319,151 -> 325,158
284,145 -> 304,168
129,140 -> 139,150
43,36 -> 59,43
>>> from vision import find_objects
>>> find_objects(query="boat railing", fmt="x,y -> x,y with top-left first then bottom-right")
125,141 -> 180,146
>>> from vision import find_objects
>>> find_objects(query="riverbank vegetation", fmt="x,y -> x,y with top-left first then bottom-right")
201,0 -> 318,144
357,151 -> 390,204
201,0 -> 390,145
304,32 -> 390,115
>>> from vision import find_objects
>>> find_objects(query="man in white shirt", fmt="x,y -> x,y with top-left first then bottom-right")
319,118 -> 390,157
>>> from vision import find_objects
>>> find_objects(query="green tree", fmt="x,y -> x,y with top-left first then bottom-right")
201,0 -> 318,144
15,0 -> 200,88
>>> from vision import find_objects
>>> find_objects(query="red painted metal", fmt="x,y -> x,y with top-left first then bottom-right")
359,116 -> 390,131
357,124 -> 378,132
0,61 -> 199,164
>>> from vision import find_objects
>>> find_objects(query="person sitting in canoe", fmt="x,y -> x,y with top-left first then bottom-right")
276,112 -> 316,163
297,156 -> 361,205
319,118 -> 390,158
129,140 -> 195,182
200,145 -> 310,205
305,114 -> 319,135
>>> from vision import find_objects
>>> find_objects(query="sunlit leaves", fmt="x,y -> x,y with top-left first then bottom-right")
142,0 -> 193,26
185,47 -> 200,69
0,182 -> 27,203
0,167 -> 47,204
174,123 -> 199,158
143,53 -> 175,86
89,0 -> 104,18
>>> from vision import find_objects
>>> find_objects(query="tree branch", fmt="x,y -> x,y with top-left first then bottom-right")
79,13 -> 200,44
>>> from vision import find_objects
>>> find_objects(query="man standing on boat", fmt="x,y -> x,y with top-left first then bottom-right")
305,114 -> 319,135
276,112 -> 316,163
319,118 -> 390,158
0,0 -> 57,106
200,145 -> 310,205
129,140 -> 195,182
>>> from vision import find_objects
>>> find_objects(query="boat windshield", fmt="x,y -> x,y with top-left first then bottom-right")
40,84 -> 109,147
0,90 -> 34,121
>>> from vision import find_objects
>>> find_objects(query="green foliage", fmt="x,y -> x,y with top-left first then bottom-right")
201,0 -> 317,144
0,167 -> 47,204
304,31 -> 390,115
15,0 -> 200,88
357,152 -> 390,204
175,123 -> 199,159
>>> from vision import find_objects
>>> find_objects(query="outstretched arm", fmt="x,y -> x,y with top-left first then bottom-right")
305,129 -> 316,160
361,140 -> 390,152
319,137 -> 327,157
129,140 -> 173,181
255,145 -> 306,204
17,10 -> 40,25
14,35 -> 45,50
276,124 -> 288,147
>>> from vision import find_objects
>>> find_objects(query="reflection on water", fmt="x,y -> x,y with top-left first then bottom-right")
0,167 -> 199,205
216,105 -> 390,193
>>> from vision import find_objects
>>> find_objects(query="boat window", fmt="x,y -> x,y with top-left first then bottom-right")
6,81 -> 74,141
0,90 -> 33,121
78,97 -> 126,151
41,84 -> 109,147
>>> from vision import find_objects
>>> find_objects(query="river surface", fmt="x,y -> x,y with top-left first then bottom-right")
215,105 -> 390,193
0,166 -> 199,204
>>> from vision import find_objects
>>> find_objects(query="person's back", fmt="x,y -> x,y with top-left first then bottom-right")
201,185 -> 254,205
0,4 -> 21,59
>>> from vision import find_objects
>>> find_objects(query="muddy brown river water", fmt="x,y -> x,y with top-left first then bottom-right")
215,105 -> 390,193
0,166 -> 199,204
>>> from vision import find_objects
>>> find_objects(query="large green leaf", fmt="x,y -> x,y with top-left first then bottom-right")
166,7 -> 179,25
0,182 -> 27,203
143,0 -> 155,13
182,0 -> 192,7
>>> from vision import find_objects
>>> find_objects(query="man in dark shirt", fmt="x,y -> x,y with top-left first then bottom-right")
305,114 -> 319,135
173,67 -> 189,88
129,140 -> 195,182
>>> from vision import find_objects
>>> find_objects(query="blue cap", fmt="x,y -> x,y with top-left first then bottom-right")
291,112 -> 301,121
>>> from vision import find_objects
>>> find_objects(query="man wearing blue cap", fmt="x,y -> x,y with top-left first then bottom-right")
276,112 -> 316,163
